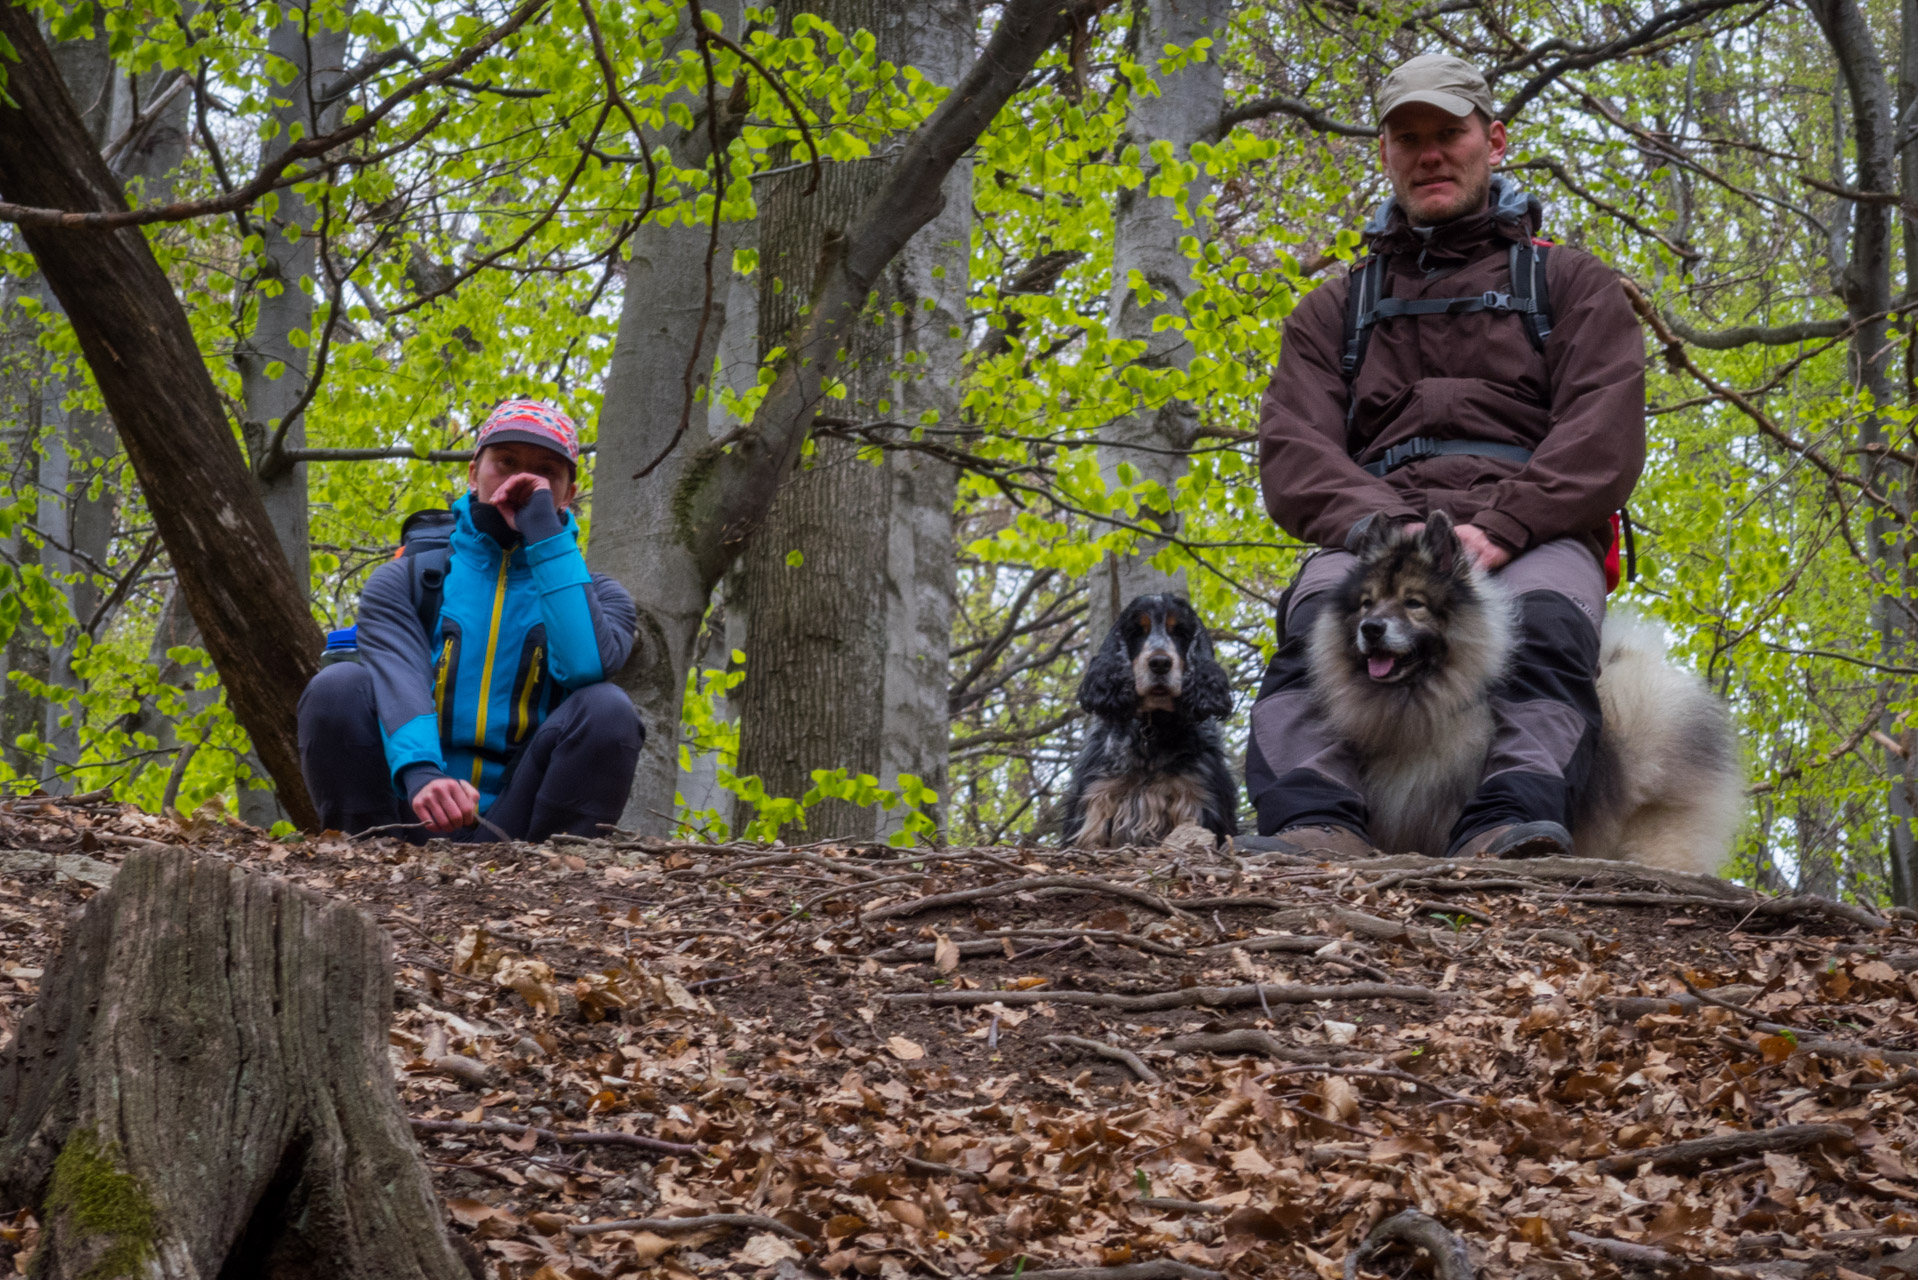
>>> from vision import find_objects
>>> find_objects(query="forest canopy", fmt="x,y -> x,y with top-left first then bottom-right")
1,0 -> 1913,900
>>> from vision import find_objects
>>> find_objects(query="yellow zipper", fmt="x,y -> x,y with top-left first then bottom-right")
433,636 -> 454,730
514,644 -> 543,742
470,554 -> 511,787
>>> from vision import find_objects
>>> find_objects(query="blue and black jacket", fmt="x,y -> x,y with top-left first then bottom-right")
356,490 -> 636,811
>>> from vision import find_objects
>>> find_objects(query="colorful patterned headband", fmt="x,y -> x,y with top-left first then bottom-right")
475,399 -> 580,466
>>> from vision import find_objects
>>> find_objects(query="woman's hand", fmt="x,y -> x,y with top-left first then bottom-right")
412,777 -> 480,832
488,473 -> 552,530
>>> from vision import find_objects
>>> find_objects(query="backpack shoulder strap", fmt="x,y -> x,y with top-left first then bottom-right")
1509,239 -> 1553,352
409,547 -> 452,639
1340,252 -> 1387,389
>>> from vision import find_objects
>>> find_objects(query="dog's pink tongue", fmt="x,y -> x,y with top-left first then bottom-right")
1367,655 -> 1396,680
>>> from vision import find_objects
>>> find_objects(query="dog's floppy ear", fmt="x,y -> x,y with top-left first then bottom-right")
1078,622 -> 1139,719
1418,509 -> 1463,577
1179,625 -> 1235,722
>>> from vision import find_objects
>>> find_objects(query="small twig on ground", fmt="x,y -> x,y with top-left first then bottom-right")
1134,1198 -> 1226,1215
862,875 -> 1193,923
1040,1034 -> 1163,1084
568,1213 -> 812,1242
1413,900 -> 1495,926
1000,1263 -> 1226,1280
888,981 -> 1439,1013
1163,1030 -> 1374,1063
410,1118 -> 701,1156
1591,1122 -> 1853,1176
1256,1063 -> 1473,1103
753,872 -> 929,940
1567,1231 -> 1769,1276
1674,976 -> 1918,1066
1343,1209 -> 1475,1280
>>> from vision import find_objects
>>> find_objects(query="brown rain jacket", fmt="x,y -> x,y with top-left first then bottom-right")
1258,179 -> 1646,564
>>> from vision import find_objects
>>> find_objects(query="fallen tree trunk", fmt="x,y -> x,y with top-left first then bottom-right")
0,849 -> 468,1278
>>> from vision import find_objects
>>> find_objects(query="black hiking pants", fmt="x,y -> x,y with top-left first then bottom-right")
1243,538 -> 1606,852
297,662 -> 643,842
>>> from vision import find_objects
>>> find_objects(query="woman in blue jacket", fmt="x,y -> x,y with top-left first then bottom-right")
297,400 -> 642,840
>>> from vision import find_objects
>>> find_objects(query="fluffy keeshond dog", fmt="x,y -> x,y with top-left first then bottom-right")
1307,512 -> 1743,874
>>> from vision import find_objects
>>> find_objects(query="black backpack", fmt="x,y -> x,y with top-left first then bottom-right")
1333,232 -> 1635,586
397,508 -> 455,637
1339,236 -> 1553,476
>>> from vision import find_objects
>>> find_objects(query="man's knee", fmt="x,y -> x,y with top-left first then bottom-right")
558,682 -> 645,751
298,662 -> 376,737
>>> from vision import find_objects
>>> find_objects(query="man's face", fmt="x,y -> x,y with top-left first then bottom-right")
469,441 -> 576,507
1378,102 -> 1507,227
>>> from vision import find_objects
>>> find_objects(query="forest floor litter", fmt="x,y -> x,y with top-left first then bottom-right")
1,795 -> 1916,1278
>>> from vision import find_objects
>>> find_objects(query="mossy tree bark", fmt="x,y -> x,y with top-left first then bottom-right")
0,849 -> 469,1279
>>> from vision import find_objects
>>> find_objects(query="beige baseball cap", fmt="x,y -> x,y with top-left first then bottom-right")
1376,53 -> 1497,126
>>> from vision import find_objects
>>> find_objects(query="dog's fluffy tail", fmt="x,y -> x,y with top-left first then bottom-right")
1582,611 -> 1744,876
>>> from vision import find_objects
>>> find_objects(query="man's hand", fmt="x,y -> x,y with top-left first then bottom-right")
488,472 -> 552,530
1454,523 -> 1511,571
413,777 -> 480,832
1401,520 -> 1512,572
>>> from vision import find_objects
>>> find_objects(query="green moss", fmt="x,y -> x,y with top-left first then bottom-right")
41,1128 -> 157,1279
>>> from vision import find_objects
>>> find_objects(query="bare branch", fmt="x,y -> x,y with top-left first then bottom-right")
0,0 -> 551,229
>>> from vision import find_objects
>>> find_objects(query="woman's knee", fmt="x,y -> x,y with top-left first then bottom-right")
298,662 -> 376,737
561,682 -> 645,750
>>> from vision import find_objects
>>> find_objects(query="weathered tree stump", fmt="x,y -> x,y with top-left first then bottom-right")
0,849 -> 469,1278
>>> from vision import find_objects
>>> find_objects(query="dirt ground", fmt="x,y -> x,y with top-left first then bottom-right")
2,795 -> 1917,1279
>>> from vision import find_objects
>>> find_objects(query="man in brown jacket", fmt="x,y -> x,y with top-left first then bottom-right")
1245,53 -> 1646,858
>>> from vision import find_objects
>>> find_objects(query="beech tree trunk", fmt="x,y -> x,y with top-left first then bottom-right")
1090,0 -> 1226,638
1809,0 -> 1916,904
0,0 -> 323,827
32,22 -> 187,788
590,0 -> 1099,834
734,33 -> 901,836
734,0 -> 976,841
0,849 -> 467,1278
876,1 -> 972,841
232,11 -> 349,829
587,0 -> 748,837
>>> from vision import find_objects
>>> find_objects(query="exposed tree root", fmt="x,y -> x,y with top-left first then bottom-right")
1009,1263 -> 1226,1280
410,1118 -> 700,1156
862,875 -> 1191,924
1039,1034 -> 1162,1084
1163,1030 -> 1375,1063
889,981 -> 1440,1012
1593,1122 -> 1854,1175
1343,1209 -> 1476,1280
567,1213 -> 813,1242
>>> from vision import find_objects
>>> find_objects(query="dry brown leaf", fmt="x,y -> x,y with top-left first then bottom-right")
1317,1076 -> 1361,1122
736,1233 -> 804,1267
934,933 -> 960,974
629,1232 -> 681,1264
1230,1145 -> 1277,1176
495,955 -> 560,1016
451,924 -> 486,975
886,1036 -> 925,1061
446,1198 -> 499,1227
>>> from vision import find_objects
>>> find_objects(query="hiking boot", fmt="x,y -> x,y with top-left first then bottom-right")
1252,824 -> 1379,861
1449,820 -> 1574,860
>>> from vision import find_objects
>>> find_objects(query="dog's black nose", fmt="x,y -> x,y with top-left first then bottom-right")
1148,653 -> 1173,675
1359,619 -> 1386,644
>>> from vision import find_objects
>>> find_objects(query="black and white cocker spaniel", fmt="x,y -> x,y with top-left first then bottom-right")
1061,593 -> 1239,848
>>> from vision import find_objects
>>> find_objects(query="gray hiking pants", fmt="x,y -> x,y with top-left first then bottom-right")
1243,538 -> 1606,850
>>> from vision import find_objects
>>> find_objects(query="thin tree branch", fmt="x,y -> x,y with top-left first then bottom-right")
0,0 -> 551,229
1214,94 -> 1372,140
